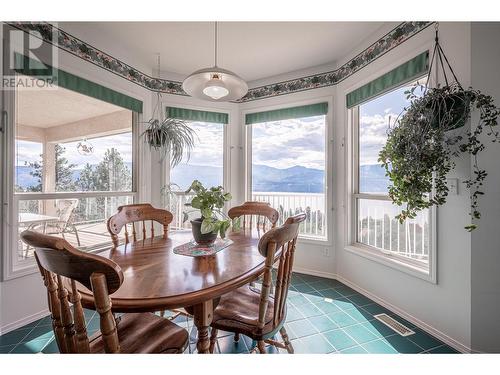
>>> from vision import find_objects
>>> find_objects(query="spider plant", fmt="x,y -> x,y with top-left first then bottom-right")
142,92 -> 196,167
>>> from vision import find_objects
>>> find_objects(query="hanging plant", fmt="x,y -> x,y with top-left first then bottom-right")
141,91 -> 196,167
379,25 -> 500,231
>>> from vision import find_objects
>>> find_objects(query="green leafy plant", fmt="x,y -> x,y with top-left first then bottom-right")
183,180 -> 240,238
141,92 -> 196,167
379,82 -> 500,231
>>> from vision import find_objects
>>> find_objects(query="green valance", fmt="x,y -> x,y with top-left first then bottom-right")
346,51 -> 429,108
14,53 -> 143,113
245,102 -> 328,125
166,107 -> 229,124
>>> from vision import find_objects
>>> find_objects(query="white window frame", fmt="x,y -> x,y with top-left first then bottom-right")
1,81 -> 141,281
161,102 -> 231,214
244,96 -> 334,245
345,81 -> 437,283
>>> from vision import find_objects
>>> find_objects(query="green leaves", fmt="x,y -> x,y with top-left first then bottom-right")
183,180 -> 234,237
380,82 -> 500,231
141,97 -> 197,168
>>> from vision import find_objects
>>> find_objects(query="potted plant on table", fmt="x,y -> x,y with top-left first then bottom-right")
183,180 -> 240,245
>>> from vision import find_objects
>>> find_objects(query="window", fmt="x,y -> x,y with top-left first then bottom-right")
351,81 -> 432,271
166,107 -> 227,229
247,102 -> 328,240
8,77 -> 138,271
170,121 -> 224,190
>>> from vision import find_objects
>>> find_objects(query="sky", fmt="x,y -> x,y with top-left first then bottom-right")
359,82 -> 424,166
171,121 -> 224,168
251,115 -> 326,170
16,132 -> 133,168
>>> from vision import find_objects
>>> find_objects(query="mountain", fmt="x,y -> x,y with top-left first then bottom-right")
15,162 -> 390,194
15,162 -> 133,190
359,164 -> 390,193
252,165 -> 324,193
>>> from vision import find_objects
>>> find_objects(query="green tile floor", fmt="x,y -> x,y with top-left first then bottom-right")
0,272 -> 459,354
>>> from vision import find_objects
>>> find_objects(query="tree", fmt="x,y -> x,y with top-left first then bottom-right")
54,144 -> 77,191
77,163 -> 97,191
25,144 -> 77,192
93,148 -> 131,191
25,160 -> 42,192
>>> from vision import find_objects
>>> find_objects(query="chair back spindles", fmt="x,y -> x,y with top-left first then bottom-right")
90,273 -> 120,353
228,201 -> 279,232
57,274 -> 76,353
36,255 -> 66,353
21,230 -> 124,354
107,203 -> 173,247
70,279 -> 90,353
256,214 -> 306,328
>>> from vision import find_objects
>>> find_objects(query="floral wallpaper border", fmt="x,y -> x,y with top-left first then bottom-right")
7,21 -> 432,102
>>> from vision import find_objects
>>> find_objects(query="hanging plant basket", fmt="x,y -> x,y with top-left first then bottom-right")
141,92 -> 196,167
379,25 -> 500,231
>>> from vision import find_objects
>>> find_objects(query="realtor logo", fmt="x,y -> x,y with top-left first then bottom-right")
2,22 -> 59,90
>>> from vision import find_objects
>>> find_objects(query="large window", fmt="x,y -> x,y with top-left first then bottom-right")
166,108 -> 227,229
11,78 -> 137,266
351,81 -> 431,271
247,103 -> 328,240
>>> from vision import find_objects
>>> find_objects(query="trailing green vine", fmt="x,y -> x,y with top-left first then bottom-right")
379,82 -> 500,231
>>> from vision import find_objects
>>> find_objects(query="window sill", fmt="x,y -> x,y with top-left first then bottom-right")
298,235 -> 330,246
344,243 -> 436,283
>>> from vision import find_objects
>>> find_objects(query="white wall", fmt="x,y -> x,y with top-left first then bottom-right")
334,23 -> 472,351
470,22 -> 500,353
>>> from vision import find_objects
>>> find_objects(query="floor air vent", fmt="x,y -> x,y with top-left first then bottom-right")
374,313 -> 415,337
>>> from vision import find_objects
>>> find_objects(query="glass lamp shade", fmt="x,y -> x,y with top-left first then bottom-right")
182,66 -> 248,102
202,75 -> 229,99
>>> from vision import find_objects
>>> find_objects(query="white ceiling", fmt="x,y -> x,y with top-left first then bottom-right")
17,80 -> 124,128
59,22 -> 389,82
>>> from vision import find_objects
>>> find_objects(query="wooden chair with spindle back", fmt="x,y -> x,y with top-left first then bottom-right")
228,201 -> 279,232
107,203 -> 173,248
208,213 -> 306,354
21,230 -> 189,354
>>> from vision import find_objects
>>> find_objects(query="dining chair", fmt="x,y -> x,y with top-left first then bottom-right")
228,201 -> 279,232
107,203 -> 173,247
46,199 -> 81,246
20,230 -> 189,354
107,203 -> 184,319
208,213 -> 306,354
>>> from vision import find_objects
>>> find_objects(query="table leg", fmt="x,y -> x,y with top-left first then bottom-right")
192,299 -> 214,354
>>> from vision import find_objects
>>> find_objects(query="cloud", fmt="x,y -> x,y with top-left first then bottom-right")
251,116 -> 326,170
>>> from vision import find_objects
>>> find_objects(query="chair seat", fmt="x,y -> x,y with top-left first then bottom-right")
90,313 -> 188,354
211,285 -> 284,340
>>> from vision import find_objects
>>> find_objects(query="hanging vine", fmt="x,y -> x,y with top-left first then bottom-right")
378,24 -> 500,231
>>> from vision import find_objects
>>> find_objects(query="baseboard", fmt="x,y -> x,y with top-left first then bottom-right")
334,274 -> 471,353
0,309 -> 50,335
292,266 -> 337,280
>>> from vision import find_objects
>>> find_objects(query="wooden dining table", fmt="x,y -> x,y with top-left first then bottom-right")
74,228 -> 267,354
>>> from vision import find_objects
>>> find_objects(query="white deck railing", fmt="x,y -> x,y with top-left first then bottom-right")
166,191 -> 327,239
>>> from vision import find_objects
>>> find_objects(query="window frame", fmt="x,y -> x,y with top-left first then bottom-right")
1,78 -> 141,281
161,102 -> 231,217
244,96 -> 334,244
346,81 -> 437,283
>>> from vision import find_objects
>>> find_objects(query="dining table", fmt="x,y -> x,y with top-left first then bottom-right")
74,228 -> 268,354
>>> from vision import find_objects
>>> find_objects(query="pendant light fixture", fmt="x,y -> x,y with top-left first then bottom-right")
182,22 -> 248,102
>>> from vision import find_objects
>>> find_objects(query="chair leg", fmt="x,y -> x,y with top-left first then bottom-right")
279,327 -> 294,354
73,225 -> 81,246
257,340 -> 266,354
209,328 -> 218,353
234,332 -> 240,343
